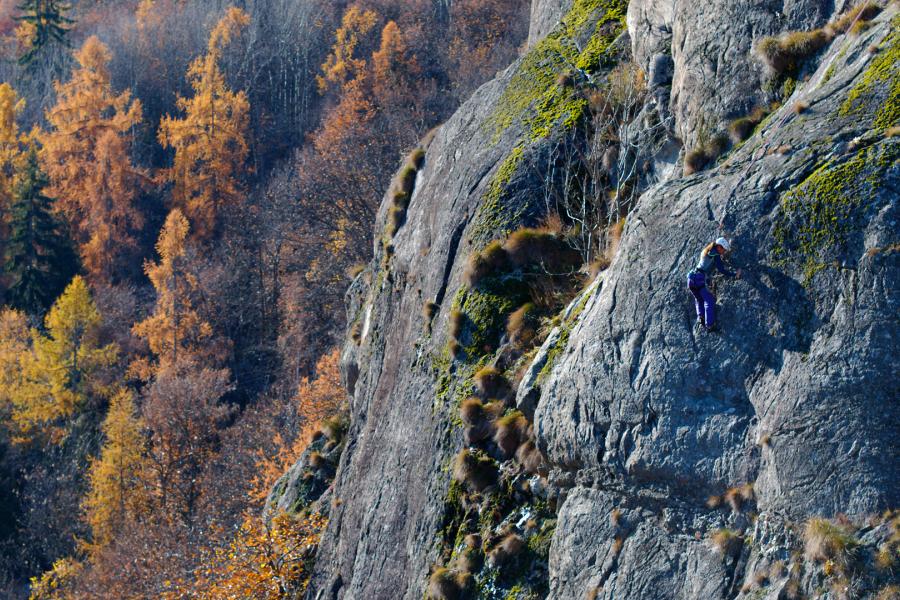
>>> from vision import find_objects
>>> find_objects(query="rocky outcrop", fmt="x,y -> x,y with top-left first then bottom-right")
629,0 -> 855,147
536,7 -> 900,598
288,0 -> 900,598
304,53 -> 553,600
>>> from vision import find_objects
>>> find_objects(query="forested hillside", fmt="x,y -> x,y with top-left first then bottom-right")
0,0 -> 530,596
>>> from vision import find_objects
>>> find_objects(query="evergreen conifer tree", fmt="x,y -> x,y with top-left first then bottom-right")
15,0 -> 73,64
4,147 -> 75,314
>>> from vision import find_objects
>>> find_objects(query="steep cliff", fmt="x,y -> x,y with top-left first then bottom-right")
276,0 -> 900,598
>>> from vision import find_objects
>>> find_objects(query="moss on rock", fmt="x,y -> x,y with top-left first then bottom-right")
839,16 -> 900,129
773,141 -> 899,283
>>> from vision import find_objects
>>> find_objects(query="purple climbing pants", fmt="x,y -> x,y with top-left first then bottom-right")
687,271 -> 716,327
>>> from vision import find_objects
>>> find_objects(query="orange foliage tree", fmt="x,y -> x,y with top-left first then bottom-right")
131,209 -> 227,378
175,511 -> 326,599
317,7 -> 378,94
82,388 -> 148,552
158,7 -> 251,240
40,36 -> 146,282
0,82 -> 25,210
251,348 -> 345,500
7,276 -> 118,442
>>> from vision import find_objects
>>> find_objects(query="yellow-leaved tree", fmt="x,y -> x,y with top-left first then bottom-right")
0,308 -> 29,419
82,387 -> 148,552
11,275 -> 118,441
40,36 -> 146,282
0,82 -> 25,210
317,6 -> 378,94
131,209 -> 226,378
158,7 -> 250,240
172,511 -> 327,599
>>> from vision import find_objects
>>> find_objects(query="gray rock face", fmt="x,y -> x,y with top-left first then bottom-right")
528,0 -> 573,47
536,8 -> 899,598
305,58 -> 550,599
293,0 -> 900,598
628,0 -> 856,148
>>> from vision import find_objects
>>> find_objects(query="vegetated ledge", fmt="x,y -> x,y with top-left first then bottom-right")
470,0 -> 629,246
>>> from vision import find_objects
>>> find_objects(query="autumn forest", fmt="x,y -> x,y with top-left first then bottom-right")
0,0 -> 529,596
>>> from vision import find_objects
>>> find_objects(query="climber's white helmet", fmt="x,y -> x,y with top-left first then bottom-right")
715,237 -> 731,252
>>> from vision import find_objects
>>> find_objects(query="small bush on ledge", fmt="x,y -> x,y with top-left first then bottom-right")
804,517 -> 860,575
452,449 -> 499,493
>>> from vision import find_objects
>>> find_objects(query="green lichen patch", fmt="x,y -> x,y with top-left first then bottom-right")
839,16 -> 900,129
472,147 -> 528,243
451,286 -> 527,361
486,0 -> 627,144
773,140 -> 899,283
471,0 -> 627,245
537,288 -> 592,382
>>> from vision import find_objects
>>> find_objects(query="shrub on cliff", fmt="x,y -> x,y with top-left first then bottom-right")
757,29 -> 830,74
493,410 -> 529,457
464,241 -> 510,287
804,518 -> 860,574
473,366 -> 510,399
452,449 -> 498,493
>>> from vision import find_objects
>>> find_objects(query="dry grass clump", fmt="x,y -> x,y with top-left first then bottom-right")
724,483 -> 755,513
464,240 -> 510,287
308,451 -> 326,469
385,149 -> 424,240
473,366 -> 509,399
588,219 -> 625,278
729,106 -> 770,143
452,449 -> 498,493
804,517 -> 859,573
506,302 -> 539,350
828,2 -> 882,36
684,134 -> 729,175
464,226 -> 581,288
757,29 -> 831,74
398,164 -> 418,195
449,309 -> 465,340
460,397 -> 502,444
515,439 -> 545,475
487,533 -> 525,567
427,567 -> 470,600
588,255 -> 611,278
753,569 -> 770,587
504,228 -> 580,271
758,3 -> 882,75
423,300 -> 438,322
459,397 -> 488,426
409,146 -> 426,170
769,560 -> 786,579
710,528 -> 744,558
386,205 -> 407,237
320,415 -> 348,443
493,410 -> 529,457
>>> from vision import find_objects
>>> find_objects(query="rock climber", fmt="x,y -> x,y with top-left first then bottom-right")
687,237 -> 741,332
